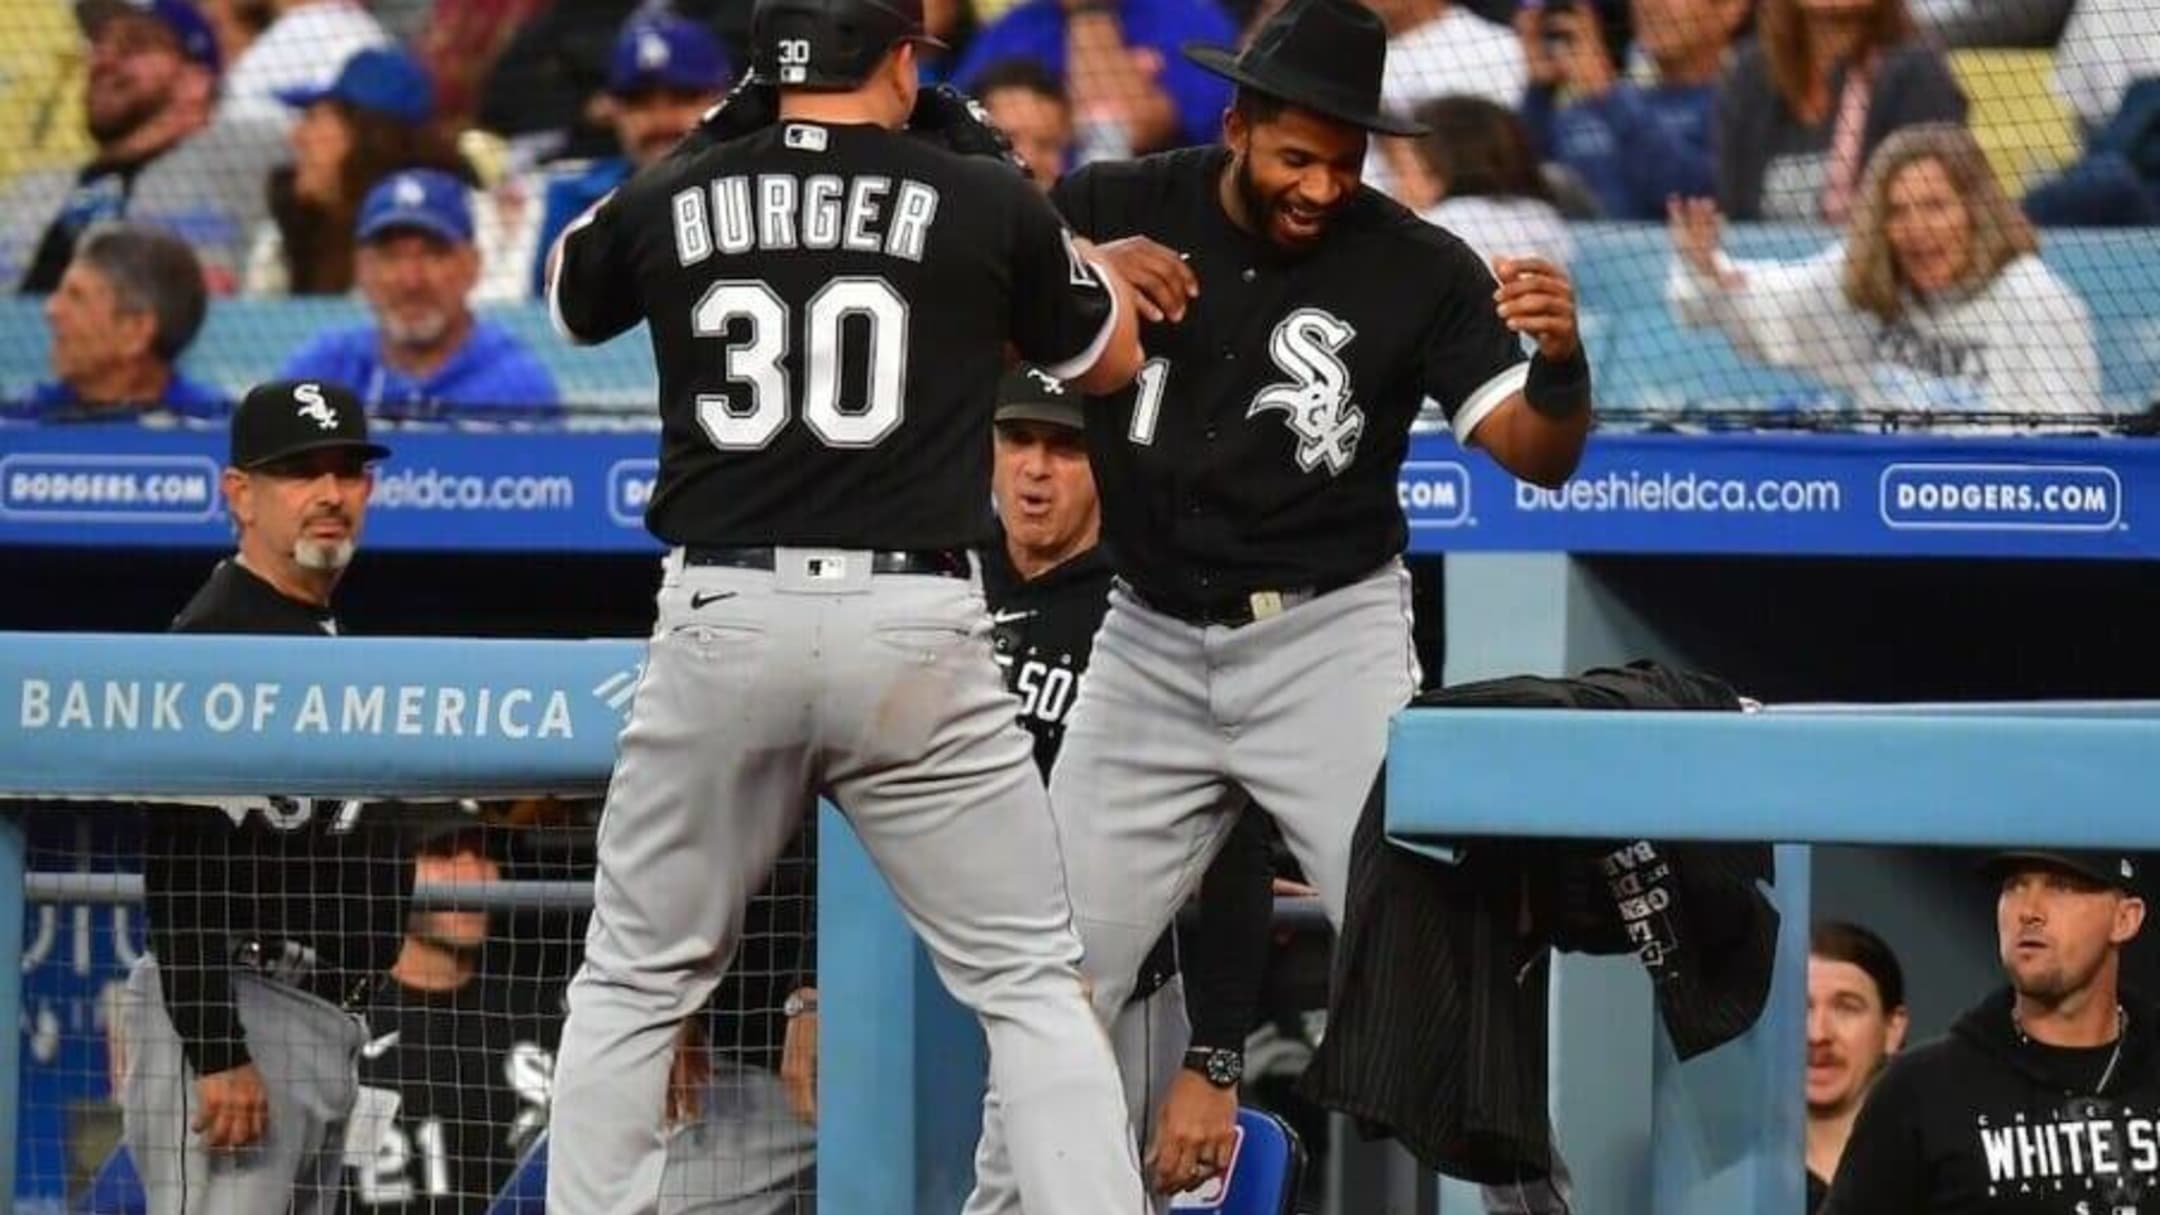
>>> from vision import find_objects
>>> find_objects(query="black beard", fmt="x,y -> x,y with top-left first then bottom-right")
87,92 -> 165,147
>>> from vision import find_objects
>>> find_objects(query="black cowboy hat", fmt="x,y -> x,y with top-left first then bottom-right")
1183,0 -> 1426,137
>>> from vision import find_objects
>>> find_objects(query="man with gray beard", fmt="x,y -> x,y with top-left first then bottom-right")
121,379 -> 411,1215
279,169 -> 560,420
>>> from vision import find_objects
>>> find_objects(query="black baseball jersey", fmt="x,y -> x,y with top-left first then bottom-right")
348,975 -> 559,1213
149,559 -> 407,1076
1049,146 -> 1528,614
981,538 -> 1114,777
551,120 -> 1117,550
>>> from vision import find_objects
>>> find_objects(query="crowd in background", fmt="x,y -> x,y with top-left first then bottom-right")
0,0 -> 2153,421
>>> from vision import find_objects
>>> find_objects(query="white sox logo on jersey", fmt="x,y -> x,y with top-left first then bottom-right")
1248,309 -> 1362,476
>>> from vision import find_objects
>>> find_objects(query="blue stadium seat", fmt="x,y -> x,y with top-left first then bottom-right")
72,1143 -> 145,1215
1171,1106 -> 1307,1215
486,1130 -> 550,1214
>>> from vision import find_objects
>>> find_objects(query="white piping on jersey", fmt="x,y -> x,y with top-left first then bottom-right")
1041,251 -> 1124,384
1451,361 -> 1529,446
546,199 -> 609,347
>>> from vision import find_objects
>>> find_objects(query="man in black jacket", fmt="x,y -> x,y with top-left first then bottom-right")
1825,849 -> 2157,1214
120,379 -> 399,1215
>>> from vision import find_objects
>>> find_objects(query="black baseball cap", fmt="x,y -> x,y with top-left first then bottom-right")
994,365 -> 1084,431
230,380 -> 390,470
1983,850 -> 2142,896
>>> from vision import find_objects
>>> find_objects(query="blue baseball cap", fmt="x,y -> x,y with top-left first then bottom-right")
608,13 -> 731,96
356,169 -> 474,245
76,0 -> 221,74
276,46 -> 433,127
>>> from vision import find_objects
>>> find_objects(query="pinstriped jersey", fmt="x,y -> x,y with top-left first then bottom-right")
551,120 -> 1116,550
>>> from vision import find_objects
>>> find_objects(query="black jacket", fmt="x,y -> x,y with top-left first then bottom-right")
1825,986 -> 2160,1214
1298,661 -> 1780,1183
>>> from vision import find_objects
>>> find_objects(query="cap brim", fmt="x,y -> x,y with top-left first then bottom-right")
1980,851 -> 2130,890
995,402 -> 1085,430
239,437 -> 392,470
274,84 -> 334,110
359,210 -> 468,245
1182,42 -> 1427,137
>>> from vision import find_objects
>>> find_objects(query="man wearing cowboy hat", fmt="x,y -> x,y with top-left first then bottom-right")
964,0 -> 1593,1206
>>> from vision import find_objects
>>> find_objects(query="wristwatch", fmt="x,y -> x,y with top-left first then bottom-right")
1182,1046 -> 1243,1089
783,990 -> 818,1018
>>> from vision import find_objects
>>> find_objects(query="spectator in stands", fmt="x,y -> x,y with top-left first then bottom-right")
1,0 -> 285,295
1411,95 -> 1576,268
1910,0 -> 2072,49
9,222 -> 225,423
1360,0 -> 1528,204
1668,124 -> 2101,420
1824,850 -> 2155,1214
975,58 -> 1079,189
2023,78 -> 2160,227
249,46 -> 471,297
281,169 -> 560,418
411,0 -> 552,132
218,0 -> 391,126
1806,920 -> 1909,1214
527,11 -> 732,297
1714,0 -> 1967,222
951,0 -> 1238,159
1517,0 -> 1745,219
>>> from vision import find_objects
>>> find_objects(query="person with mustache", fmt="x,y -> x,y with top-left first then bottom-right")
1806,920 -> 1909,1213
280,168 -> 560,420
1824,850 -> 2160,1214
119,379 -> 403,1215
965,0 -> 1591,1208
527,11 -> 733,297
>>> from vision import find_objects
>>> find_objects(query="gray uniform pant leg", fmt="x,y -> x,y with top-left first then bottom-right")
550,553 -> 1145,1215
119,957 -> 366,1215
657,1061 -> 816,1215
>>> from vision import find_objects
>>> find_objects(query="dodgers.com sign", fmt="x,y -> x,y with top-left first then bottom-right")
1879,463 -> 2122,531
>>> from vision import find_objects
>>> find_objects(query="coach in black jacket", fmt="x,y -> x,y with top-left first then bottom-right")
1300,662 -> 1781,1188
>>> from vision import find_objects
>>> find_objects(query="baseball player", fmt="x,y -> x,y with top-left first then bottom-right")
541,0 -> 1151,1210
966,0 -> 1595,1204
122,379 -> 399,1215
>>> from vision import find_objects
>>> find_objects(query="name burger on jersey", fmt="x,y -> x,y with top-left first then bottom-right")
15,676 -> 576,740
668,168 -> 938,264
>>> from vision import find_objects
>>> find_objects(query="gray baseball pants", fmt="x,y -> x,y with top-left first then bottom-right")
966,561 -> 1416,1213
547,547 -> 1146,1215
119,956 -> 368,1215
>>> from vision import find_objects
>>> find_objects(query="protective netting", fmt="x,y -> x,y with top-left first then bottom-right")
0,0 -> 2153,426
14,799 -> 815,1215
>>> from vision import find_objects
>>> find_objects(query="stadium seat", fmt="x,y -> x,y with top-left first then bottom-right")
486,1130 -> 550,1214
72,1143 -> 145,1215
1950,48 -> 2083,196
1171,1106 -> 1308,1215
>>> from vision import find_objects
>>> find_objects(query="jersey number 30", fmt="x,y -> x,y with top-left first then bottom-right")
693,277 -> 906,450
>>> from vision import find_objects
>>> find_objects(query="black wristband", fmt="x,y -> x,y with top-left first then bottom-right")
1524,347 -> 1591,421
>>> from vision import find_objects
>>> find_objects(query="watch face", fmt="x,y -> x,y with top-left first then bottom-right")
1205,1050 -> 1242,1087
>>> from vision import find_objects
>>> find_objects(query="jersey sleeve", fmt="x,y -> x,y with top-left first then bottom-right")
1420,236 -> 1530,446
1179,807 -> 1277,1052
546,187 -> 641,347
1009,178 -> 1119,381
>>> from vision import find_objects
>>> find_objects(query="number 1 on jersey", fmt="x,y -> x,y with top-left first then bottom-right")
1129,358 -> 1170,446
693,276 -> 908,450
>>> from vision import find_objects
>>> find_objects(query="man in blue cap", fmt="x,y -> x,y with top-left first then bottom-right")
2,0 -> 284,294
281,168 -> 560,419
527,10 -> 732,296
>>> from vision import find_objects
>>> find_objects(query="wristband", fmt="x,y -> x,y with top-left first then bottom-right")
1524,346 -> 1591,421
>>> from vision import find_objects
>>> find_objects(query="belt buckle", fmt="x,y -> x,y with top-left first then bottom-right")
1249,590 -> 1285,622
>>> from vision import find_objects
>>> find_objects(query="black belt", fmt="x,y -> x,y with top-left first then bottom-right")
1120,578 -> 1342,630
684,545 -> 973,580
230,939 -> 381,1012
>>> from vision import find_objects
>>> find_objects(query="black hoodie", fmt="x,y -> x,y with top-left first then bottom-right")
1826,986 -> 2160,1214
